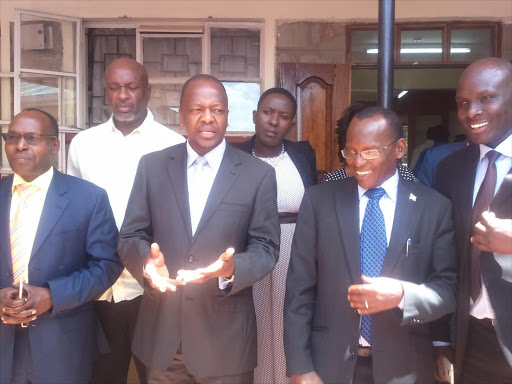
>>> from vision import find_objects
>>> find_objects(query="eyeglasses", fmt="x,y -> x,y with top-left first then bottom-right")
341,138 -> 401,161
1,133 -> 58,146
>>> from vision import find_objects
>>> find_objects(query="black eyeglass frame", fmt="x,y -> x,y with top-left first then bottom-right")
1,133 -> 58,146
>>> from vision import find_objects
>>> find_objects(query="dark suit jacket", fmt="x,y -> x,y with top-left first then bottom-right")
0,170 -> 122,383
415,141 -> 467,188
284,176 -> 457,384
118,142 -> 280,376
435,144 -> 512,378
236,136 -> 317,188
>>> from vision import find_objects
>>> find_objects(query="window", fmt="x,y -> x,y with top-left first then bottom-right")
348,21 -> 500,66
133,23 -> 263,134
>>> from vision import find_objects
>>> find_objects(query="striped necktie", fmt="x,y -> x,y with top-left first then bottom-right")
10,183 -> 38,284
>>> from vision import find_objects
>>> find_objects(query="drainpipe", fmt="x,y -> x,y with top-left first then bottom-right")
377,0 -> 395,109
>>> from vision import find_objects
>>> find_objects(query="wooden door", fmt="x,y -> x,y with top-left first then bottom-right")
279,63 -> 351,178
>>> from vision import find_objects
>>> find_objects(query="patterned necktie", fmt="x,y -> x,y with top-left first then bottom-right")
470,150 -> 500,301
10,183 -> 38,284
360,187 -> 387,345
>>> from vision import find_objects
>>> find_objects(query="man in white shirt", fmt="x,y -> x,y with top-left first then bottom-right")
435,57 -> 512,384
67,58 -> 184,383
284,107 -> 457,384
118,74 -> 280,383
0,109 -> 122,383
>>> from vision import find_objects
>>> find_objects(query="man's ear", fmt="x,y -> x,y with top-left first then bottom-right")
395,138 -> 407,159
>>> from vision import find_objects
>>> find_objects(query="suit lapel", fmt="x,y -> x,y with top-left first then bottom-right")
490,166 -> 512,218
167,144 -> 193,241
381,179 -> 419,276
193,145 -> 241,239
30,171 -> 70,261
0,177 -> 14,277
335,179 -> 362,285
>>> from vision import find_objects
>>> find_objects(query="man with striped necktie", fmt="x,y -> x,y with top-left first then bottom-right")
0,109 -> 123,384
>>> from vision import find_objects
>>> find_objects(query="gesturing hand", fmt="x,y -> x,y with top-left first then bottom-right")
144,243 -> 185,292
290,371 -> 324,384
472,211 -> 512,254
177,248 -> 235,284
347,275 -> 404,315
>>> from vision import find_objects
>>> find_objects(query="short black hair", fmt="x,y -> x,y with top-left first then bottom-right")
180,74 -> 227,106
22,108 -> 59,136
353,106 -> 404,140
335,101 -> 375,163
257,87 -> 297,118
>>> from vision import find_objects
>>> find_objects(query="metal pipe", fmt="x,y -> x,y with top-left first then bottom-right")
377,0 -> 395,109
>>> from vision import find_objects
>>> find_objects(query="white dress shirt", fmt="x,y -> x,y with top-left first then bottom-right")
67,109 -> 185,302
470,134 -> 512,319
10,167 -> 54,284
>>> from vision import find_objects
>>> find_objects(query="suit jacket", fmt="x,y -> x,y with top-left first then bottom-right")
118,142 -> 280,376
435,144 -> 512,378
0,170 -> 122,383
415,141 -> 467,188
284,176 -> 457,384
236,136 -> 317,188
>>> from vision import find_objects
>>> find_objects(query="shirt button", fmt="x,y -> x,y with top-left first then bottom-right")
188,256 -> 194,263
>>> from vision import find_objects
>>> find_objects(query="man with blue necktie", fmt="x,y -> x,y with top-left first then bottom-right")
284,106 -> 457,384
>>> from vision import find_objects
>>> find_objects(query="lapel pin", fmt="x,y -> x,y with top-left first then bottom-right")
409,193 -> 417,202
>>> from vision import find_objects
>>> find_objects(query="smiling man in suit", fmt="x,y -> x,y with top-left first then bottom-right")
119,74 -> 280,383
0,109 -> 123,384
435,57 -> 512,384
284,106 -> 457,384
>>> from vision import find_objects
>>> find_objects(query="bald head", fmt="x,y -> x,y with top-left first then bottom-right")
456,57 -> 512,147
105,58 -> 151,134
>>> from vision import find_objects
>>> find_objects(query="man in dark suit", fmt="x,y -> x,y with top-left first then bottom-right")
415,140 -> 467,188
0,109 -> 123,383
119,74 -> 280,383
435,57 -> 512,384
284,106 -> 457,384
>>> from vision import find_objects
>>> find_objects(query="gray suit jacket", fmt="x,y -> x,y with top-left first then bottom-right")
435,144 -> 512,378
284,176 -> 457,384
118,143 -> 280,376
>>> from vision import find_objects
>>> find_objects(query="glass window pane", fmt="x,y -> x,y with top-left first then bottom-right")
142,37 -> 202,78
211,28 -> 260,78
351,30 -> 378,64
450,29 -> 492,62
0,77 -> 14,121
20,14 -> 76,73
223,82 -> 259,132
400,29 -> 443,63
146,83 -> 184,134
20,74 -> 76,127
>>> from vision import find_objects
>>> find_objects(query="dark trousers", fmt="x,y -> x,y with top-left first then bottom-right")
147,345 -> 254,384
91,296 -> 147,384
353,355 -> 374,384
458,317 -> 512,384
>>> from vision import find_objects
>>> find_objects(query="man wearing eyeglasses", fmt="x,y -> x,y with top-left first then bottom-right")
284,106 -> 457,384
0,108 -> 123,384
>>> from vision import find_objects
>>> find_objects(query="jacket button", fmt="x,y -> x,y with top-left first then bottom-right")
350,352 -> 356,359
188,256 -> 194,263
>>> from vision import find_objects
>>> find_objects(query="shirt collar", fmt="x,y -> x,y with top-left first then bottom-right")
108,109 -> 155,136
357,169 -> 399,202
12,167 -> 54,194
186,139 -> 226,170
479,133 -> 512,162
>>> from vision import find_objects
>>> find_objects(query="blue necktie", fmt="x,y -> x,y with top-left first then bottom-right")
360,187 -> 387,345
